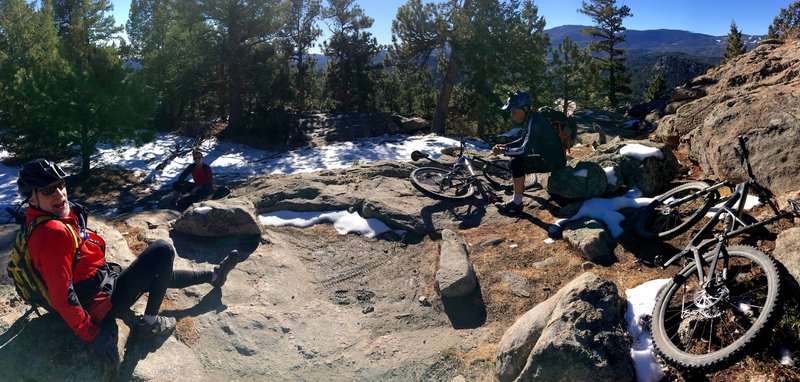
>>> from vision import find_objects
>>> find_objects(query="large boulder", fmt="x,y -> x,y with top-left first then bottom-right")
173,197 -> 261,237
652,41 -> 800,195
580,140 -> 679,196
547,161 -> 607,200
495,272 -> 632,382
298,113 -> 401,143
562,219 -> 616,263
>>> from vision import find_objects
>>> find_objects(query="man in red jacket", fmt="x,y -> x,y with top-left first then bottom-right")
173,149 -> 214,210
18,159 -> 242,367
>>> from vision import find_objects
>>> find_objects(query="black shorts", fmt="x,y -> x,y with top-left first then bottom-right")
510,155 -> 562,177
509,155 -> 526,178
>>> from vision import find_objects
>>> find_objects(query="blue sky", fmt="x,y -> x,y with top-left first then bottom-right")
108,0 -> 793,50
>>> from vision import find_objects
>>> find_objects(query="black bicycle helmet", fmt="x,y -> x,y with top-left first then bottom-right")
17,158 -> 67,197
501,91 -> 532,113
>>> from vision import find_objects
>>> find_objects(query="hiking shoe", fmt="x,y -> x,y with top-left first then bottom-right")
137,315 -> 176,337
495,199 -> 523,214
211,250 -> 241,288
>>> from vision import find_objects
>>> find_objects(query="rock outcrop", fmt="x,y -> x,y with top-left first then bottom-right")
495,272 -> 633,382
652,41 -> 800,195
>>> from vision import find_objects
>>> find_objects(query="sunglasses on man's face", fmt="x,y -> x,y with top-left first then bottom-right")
37,180 -> 66,196
193,156 -> 202,160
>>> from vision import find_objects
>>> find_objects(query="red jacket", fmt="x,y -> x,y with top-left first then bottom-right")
27,207 -> 109,343
178,163 -> 213,186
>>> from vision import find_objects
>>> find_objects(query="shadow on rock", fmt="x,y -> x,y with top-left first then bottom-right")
441,282 -> 487,329
0,310 -> 114,381
169,233 -> 260,265
115,321 -> 175,382
163,287 -> 226,319
420,201 -> 487,239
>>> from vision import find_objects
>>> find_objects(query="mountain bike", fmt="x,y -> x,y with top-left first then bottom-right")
409,138 -> 537,200
635,135 -> 783,240
647,135 -> 800,371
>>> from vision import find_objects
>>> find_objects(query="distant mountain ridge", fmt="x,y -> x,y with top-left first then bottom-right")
546,25 -> 763,57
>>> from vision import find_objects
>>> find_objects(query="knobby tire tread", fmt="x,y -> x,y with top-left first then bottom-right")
635,181 -> 715,240
650,245 -> 782,371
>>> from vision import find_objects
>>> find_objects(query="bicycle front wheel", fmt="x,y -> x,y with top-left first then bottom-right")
410,167 -> 475,200
650,245 -> 782,371
483,160 -> 538,190
635,181 -> 715,240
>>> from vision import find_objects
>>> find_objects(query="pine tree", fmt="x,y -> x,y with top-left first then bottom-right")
0,0 -> 67,159
391,0 -> 473,135
52,0 -> 154,176
322,0 -> 380,112
645,74 -> 665,102
579,0 -> 633,110
549,37 -> 598,113
767,1 -> 800,40
281,0 -> 322,111
725,20 -> 746,61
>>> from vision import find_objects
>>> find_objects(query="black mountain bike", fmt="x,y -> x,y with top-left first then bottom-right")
636,136 -> 787,240
647,136 -> 800,371
409,138 -> 537,200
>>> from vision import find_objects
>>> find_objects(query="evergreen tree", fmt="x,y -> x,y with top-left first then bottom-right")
322,0 -> 380,112
724,20 -> 746,61
579,0 -> 632,110
281,0 -> 322,111
549,37 -> 598,113
52,0 -> 154,176
0,0 -> 67,159
192,0 -> 284,133
645,73 -> 664,102
767,1 -> 800,40
126,0 -> 216,130
391,0 -> 458,134
504,0 -> 550,107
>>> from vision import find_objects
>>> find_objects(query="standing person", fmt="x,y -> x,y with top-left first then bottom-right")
16,159 -> 242,366
173,149 -> 214,210
491,91 -> 566,214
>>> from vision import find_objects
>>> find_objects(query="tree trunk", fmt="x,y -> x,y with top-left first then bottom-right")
432,56 -> 458,136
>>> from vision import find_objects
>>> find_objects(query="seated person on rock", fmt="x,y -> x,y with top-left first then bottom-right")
17,159 -> 243,367
491,91 -> 567,214
172,149 -> 213,210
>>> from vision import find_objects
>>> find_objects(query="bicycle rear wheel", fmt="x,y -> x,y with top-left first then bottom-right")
635,181 -> 715,240
410,167 -> 475,200
482,160 -> 538,190
650,245 -> 782,371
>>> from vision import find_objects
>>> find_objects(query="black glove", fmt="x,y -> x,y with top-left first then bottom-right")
88,329 -> 119,366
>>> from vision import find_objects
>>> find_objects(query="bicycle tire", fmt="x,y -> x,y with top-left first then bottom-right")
410,167 -> 475,200
635,181 -> 716,240
482,160 -> 538,190
650,245 -> 782,371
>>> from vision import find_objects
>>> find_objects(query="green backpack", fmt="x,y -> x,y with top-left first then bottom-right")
6,215 -> 81,313
538,106 -> 578,153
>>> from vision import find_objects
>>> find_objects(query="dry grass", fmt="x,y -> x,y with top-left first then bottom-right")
160,299 -> 201,346
108,221 -> 149,256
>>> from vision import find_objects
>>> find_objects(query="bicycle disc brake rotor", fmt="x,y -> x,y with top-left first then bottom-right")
691,284 -> 730,319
